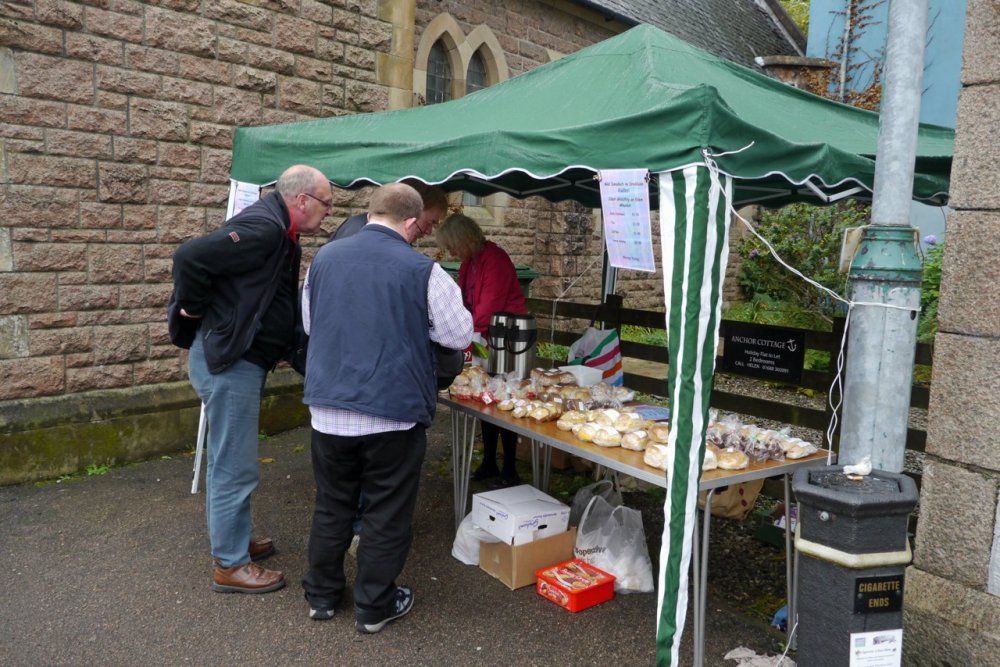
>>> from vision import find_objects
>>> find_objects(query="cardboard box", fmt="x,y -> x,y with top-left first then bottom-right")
535,558 -> 616,613
471,484 -> 571,546
479,527 -> 577,590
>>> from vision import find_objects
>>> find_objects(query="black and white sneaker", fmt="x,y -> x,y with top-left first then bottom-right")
309,607 -> 335,621
355,586 -> 413,634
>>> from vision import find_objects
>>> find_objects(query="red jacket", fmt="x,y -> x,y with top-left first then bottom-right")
457,240 -> 526,336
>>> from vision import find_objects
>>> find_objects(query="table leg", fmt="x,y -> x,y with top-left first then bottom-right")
692,503 -> 701,667
785,473 -> 797,651
543,444 -> 552,492
697,491 -> 713,667
451,411 -> 478,532
531,440 -> 540,487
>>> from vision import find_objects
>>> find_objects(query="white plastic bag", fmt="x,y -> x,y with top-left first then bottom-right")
569,478 -> 623,527
574,495 -> 654,593
451,513 -> 500,565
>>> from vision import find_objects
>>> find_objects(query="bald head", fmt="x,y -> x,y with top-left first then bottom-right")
277,164 -> 332,235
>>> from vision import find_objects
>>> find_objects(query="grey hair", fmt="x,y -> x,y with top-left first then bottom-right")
276,165 -> 324,197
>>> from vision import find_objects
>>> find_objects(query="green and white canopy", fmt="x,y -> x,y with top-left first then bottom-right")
231,24 -> 951,209
230,24 -> 952,666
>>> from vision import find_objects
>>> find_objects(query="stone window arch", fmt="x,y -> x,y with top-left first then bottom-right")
426,41 -> 453,104
414,16 -> 510,224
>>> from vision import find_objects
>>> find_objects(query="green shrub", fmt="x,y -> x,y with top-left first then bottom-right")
918,241 -> 943,344
736,202 -> 868,324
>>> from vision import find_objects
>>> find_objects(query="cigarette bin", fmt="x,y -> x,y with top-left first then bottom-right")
792,465 -> 918,666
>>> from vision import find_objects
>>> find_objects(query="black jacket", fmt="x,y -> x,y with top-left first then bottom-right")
169,192 -> 302,374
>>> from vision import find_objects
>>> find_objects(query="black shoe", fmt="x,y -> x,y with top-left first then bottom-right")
491,473 -> 522,489
309,607 -> 335,621
470,465 -> 500,482
356,586 -> 414,634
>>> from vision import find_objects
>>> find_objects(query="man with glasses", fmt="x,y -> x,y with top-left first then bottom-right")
170,164 -> 331,594
329,180 -> 447,243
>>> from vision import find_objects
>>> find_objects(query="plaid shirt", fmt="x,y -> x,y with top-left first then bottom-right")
303,262 -> 472,436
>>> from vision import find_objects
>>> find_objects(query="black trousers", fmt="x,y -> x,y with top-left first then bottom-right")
303,425 -> 426,621
481,421 -> 518,474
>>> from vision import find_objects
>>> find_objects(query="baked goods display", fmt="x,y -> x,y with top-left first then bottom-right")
704,409 -> 818,462
447,367 -> 820,475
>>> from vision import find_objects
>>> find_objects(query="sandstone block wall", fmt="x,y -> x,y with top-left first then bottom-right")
905,1 -> 1000,663
0,0 -> 395,403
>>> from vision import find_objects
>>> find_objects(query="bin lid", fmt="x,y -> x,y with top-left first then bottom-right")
792,466 -> 918,517
515,265 -> 539,281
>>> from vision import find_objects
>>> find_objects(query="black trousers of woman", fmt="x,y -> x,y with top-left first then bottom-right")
473,421 -> 520,484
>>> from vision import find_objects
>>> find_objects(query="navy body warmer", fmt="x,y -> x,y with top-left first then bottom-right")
304,224 -> 437,426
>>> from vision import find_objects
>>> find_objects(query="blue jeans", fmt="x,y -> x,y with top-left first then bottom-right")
188,334 -> 267,568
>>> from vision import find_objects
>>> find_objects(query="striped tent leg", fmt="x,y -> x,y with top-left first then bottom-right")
655,165 -> 731,665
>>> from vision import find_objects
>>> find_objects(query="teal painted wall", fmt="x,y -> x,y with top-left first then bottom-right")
806,0 -> 965,128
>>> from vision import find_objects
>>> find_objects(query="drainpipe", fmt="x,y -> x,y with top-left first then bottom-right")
839,0 -> 928,473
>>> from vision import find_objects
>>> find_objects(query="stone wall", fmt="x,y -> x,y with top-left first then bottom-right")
904,0 -> 1000,662
0,0 -> 395,405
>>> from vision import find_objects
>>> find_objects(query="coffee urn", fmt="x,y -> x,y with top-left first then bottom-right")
487,312 -> 537,380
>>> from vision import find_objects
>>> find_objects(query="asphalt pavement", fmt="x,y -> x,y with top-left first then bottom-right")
0,404 -> 784,666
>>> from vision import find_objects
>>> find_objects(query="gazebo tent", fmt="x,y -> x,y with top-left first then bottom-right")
229,24 -> 953,666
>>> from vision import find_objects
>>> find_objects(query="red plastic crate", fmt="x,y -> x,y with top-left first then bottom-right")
535,559 -> 615,612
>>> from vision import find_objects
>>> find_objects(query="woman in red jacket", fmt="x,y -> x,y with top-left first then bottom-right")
436,213 -> 526,486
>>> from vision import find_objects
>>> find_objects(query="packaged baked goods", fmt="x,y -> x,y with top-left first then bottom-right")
556,410 -> 588,431
620,430 -> 648,451
592,426 -> 622,448
575,423 -> 598,442
648,422 -> 670,444
613,412 -> 645,433
592,409 -> 620,427
781,437 -> 818,459
497,398 -> 516,411
644,443 -> 669,470
702,446 -> 718,471
612,386 -> 635,403
717,447 -> 749,470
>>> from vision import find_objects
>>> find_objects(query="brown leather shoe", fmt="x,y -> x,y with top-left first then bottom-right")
249,536 -> 275,561
212,562 -> 285,594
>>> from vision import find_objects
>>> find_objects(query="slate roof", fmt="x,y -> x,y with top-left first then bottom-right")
573,0 -> 805,67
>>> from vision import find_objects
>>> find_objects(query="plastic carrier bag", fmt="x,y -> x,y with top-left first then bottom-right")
569,478 -> 623,527
451,513 -> 500,565
567,327 -> 624,386
574,495 -> 654,593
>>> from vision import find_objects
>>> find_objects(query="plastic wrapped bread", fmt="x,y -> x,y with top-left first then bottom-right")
620,430 -> 648,451
644,443 -> 670,470
648,422 -> 670,444
592,426 -> 622,447
702,446 -> 718,471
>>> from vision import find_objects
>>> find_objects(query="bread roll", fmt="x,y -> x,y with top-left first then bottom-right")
613,412 -> 644,433
702,447 -> 718,471
497,399 -> 516,411
620,431 -> 648,451
648,422 -> 670,444
644,443 -> 669,470
575,423 -> 598,442
717,447 -> 749,470
592,427 -> 622,448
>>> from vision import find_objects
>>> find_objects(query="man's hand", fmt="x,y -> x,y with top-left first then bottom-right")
179,308 -> 202,319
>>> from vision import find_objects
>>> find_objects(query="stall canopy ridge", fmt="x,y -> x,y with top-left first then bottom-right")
231,24 -> 952,209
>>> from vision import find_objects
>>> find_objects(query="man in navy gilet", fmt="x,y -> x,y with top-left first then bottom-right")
301,183 -> 472,633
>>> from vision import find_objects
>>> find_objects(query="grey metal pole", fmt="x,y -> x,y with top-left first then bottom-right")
840,0 -> 928,473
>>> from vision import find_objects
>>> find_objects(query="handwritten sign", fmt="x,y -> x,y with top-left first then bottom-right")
599,169 -> 655,273
226,180 -> 262,219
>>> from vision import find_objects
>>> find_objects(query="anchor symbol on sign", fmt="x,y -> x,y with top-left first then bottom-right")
786,339 -> 798,352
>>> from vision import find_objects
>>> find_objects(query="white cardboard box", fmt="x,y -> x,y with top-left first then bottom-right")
557,365 -> 603,387
472,485 -> 571,546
